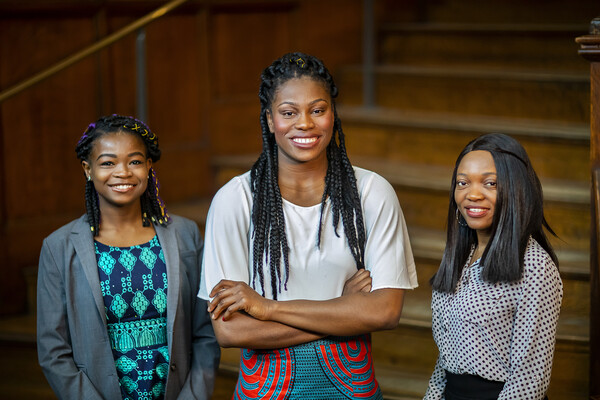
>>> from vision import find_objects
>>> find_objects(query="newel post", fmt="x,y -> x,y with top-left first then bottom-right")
576,17 -> 600,400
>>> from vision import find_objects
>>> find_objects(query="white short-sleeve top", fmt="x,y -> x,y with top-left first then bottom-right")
198,167 -> 418,301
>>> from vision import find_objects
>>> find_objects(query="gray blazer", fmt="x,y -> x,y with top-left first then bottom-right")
37,215 -> 220,400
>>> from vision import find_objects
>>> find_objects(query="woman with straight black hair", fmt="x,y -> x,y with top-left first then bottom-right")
424,133 -> 562,400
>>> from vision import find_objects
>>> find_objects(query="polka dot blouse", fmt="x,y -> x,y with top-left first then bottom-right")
424,237 -> 563,400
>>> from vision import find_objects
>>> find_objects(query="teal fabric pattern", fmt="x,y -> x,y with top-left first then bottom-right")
95,236 -> 169,400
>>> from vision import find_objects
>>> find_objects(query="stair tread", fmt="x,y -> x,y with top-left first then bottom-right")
212,152 -> 589,204
337,105 -> 590,141
350,155 -> 590,204
343,64 -> 589,82
165,192 -> 590,281
380,22 -> 591,34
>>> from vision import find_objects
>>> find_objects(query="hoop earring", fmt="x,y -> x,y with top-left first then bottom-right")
456,209 -> 468,227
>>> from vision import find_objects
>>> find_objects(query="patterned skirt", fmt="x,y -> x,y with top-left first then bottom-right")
233,335 -> 382,400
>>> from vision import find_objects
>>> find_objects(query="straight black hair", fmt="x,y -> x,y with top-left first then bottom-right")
431,133 -> 558,293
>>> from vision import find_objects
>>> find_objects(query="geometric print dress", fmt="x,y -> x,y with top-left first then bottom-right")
95,235 -> 169,400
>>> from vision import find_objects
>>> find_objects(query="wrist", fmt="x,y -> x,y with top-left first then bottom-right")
264,298 -> 279,321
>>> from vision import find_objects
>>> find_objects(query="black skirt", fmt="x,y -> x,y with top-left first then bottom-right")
445,371 -> 504,400
444,371 -> 549,400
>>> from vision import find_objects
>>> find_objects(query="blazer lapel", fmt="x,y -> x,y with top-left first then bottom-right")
156,223 -> 180,355
71,216 -> 107,326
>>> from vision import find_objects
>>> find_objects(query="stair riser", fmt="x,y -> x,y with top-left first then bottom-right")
212,165 -> 589,252
343,123 -> 590,182
410,258 -> 590,337
379,31 -> 590,70
371,322 -> 589,400
418,0 -> 598,25
338,72 -> 590,122
392,186 -> 589,250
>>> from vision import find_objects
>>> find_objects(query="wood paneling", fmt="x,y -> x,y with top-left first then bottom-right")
0,0 -> 363,315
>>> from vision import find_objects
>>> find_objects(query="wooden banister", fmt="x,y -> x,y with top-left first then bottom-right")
576,16 -> 600,400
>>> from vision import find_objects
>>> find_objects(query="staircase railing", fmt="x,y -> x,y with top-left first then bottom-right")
0,0 -> 190,110
576,16 -> 600,400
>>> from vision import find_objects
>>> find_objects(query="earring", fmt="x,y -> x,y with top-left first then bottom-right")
87,175 -> 92,182
456,209 -> 468,227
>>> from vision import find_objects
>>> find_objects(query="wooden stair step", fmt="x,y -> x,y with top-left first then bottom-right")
350,156 -> 589,204
378,22 -> 590,70
337,105 -> 590,141
210,154 -> 590,205
409,227 -> 589,281
402,0 -> 598,25
337,105 -> 590,182
209,154 -> 590,251
337,65 -> 590,122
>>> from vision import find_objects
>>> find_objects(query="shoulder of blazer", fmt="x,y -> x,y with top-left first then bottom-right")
162,215 -> 200,241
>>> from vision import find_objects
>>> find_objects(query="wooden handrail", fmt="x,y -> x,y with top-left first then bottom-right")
0,0 -> 189,103
576,16 -> 600,400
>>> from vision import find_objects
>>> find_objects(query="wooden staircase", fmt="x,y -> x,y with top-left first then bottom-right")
206,1 -> 595,399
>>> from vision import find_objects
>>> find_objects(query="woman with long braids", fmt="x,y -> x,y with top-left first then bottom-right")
199,52 -> 417,398
37,115 -> 220,399
424,133 -> 562,400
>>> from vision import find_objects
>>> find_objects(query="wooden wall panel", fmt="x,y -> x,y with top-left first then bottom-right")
211,10 -> 292,100
0,0 -> 364,315
289,0 -> 362,75
208,8 -> 293,156
0,16 -> 100,313
146,12 -> 213,201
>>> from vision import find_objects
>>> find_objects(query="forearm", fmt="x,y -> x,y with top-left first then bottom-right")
212,311 -> 324,349
266,288 -> 404,336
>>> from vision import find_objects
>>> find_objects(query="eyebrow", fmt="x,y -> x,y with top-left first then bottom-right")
456,172 -> 497,176
277,98 -> 329,107
96,151 -> 145,161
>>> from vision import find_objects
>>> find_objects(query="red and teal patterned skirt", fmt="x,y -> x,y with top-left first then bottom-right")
233,334 -> 382,400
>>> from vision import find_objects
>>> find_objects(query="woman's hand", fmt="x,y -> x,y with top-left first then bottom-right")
342,269 -> 372,295
208,280 -> 274,322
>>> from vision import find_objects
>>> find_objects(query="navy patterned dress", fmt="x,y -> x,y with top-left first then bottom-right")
95,235 -> 169,400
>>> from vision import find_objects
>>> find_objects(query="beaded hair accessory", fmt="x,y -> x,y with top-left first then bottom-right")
123,122 -> 158,145
290,57 -> 305,68
150,167 -> 169,224
77,123 -> 96,145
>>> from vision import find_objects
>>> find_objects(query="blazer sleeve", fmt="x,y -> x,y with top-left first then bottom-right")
177,222 -> 221,400
36,238 -> 104,400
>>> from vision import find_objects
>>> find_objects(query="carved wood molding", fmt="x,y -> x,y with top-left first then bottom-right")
576,17 -> 600,62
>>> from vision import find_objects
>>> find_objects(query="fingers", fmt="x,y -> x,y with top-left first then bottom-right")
208,287 -> 238,320
207,280 -> 268,321
343,269 -> 372,295
208,280 -> 245,320
209,279 -> 235,298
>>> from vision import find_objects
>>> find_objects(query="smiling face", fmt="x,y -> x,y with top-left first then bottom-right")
266,76 -> 334,168
82,131 -> 151,212
454,150 -> 498,243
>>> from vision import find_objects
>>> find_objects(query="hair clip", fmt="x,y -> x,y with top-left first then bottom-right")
124,123 -> 157,144
290,57 -> 305,68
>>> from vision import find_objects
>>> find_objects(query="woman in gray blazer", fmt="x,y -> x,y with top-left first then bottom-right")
37,115 -> 220,400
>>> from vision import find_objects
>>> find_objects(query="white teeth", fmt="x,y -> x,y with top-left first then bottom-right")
469,208 -> 485,212
113,185 -> 133,189
293,137 -> 317,144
